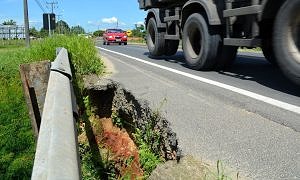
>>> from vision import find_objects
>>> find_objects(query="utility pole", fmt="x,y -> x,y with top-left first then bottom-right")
48,14 -> 51,36
47,1 -> 58,13
46,1 -> 57,36
23,0 -> 30,47
56,14 -> 62,34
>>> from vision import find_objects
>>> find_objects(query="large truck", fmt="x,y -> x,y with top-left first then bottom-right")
138,0 -> 300,85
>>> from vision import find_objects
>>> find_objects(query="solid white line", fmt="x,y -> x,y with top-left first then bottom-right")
97,46 -> 300,115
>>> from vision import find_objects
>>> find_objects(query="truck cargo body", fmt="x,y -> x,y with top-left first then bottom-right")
138,0 -> 300,85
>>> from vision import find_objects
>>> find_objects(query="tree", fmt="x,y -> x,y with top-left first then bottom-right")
55,20 -> 70,34
132,24 -> 145,37
71,25 -> 85,35
93,30 -> 105,37
39,28 -> 49,38
29,27 -> 39,37
2,19 -> 16,25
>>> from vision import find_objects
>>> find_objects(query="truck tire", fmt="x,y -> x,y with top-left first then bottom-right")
274,0 -> 300,85
165,40 -> 179,56
146,17 -> 165,56
262,34 -> 277,65
215,46 -> 237,70
182,13 -> 220,70
260,20 -> 277,65
262,38 -> 276,65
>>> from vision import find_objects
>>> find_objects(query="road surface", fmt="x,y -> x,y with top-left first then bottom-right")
96,43 -> 300,179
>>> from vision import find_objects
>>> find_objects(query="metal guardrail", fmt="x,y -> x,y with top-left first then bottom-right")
31,48 -> 80,180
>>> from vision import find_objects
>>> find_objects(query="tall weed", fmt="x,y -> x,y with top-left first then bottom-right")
27,35 -> 104,75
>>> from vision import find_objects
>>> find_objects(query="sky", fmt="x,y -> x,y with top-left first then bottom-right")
0,0 -> 146,32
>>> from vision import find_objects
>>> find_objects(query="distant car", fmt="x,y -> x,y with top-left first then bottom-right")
103,29 -> 127,45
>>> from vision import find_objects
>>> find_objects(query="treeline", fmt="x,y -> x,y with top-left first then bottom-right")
29,20 -> 86,38
2,19 -> 146,38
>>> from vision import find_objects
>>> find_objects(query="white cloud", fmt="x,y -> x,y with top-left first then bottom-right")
102,17 -> 118,24
87,20 -> 101,26
135,21 -> 144,25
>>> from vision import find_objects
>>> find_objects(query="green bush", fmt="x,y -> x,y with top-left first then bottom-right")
0,35 -> 104,179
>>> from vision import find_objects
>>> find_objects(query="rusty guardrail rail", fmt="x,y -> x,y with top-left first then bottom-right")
29,48 -> 80,180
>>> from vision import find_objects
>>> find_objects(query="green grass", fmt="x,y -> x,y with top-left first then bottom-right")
0,39 -> 25,49
0,36 -> 104,179
28,36 -> 104,75
238,47 -> 262,52
0,47 -> 36,179
133,129 -> 163,178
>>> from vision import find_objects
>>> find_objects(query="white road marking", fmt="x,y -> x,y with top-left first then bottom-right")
97,46 -> 300,115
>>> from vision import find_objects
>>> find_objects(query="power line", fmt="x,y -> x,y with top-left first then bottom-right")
34,0 -> 46,13
56,14 -> 62,21
42,0 -> 49,10
46,1 -> 58,13
42,0 -> 47,6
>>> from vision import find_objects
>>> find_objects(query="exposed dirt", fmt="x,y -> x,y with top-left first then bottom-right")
101,118 -> 143,178
80,76 -> 182,179
84,77 -> 180,161
79,115 -> 143,179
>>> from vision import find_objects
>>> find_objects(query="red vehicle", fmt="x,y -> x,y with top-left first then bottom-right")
103,29 -> 127,45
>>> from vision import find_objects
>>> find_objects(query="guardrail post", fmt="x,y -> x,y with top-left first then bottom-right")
31,48 -> 80,180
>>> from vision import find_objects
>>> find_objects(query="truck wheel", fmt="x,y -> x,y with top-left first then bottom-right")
262,38 -> 276,65
182,13 -> 220,70
262,35 -> 277,66
165,40 -> 179,56
260,20 -> 277,65
215,46 -> 237,70
274,0 -> 300,85
146,17 -> 165,56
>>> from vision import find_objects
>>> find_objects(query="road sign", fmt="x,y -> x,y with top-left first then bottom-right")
43,13 -> 56,30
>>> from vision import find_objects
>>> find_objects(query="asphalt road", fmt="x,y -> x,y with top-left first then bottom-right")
96,43 -> 300,179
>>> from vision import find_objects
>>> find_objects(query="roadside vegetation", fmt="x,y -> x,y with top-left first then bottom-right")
0,46 -> 36,179
128,37 -> 146,44
0,39 -> 25,49
0,35 -> 104,179
239,47 -> 262,52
